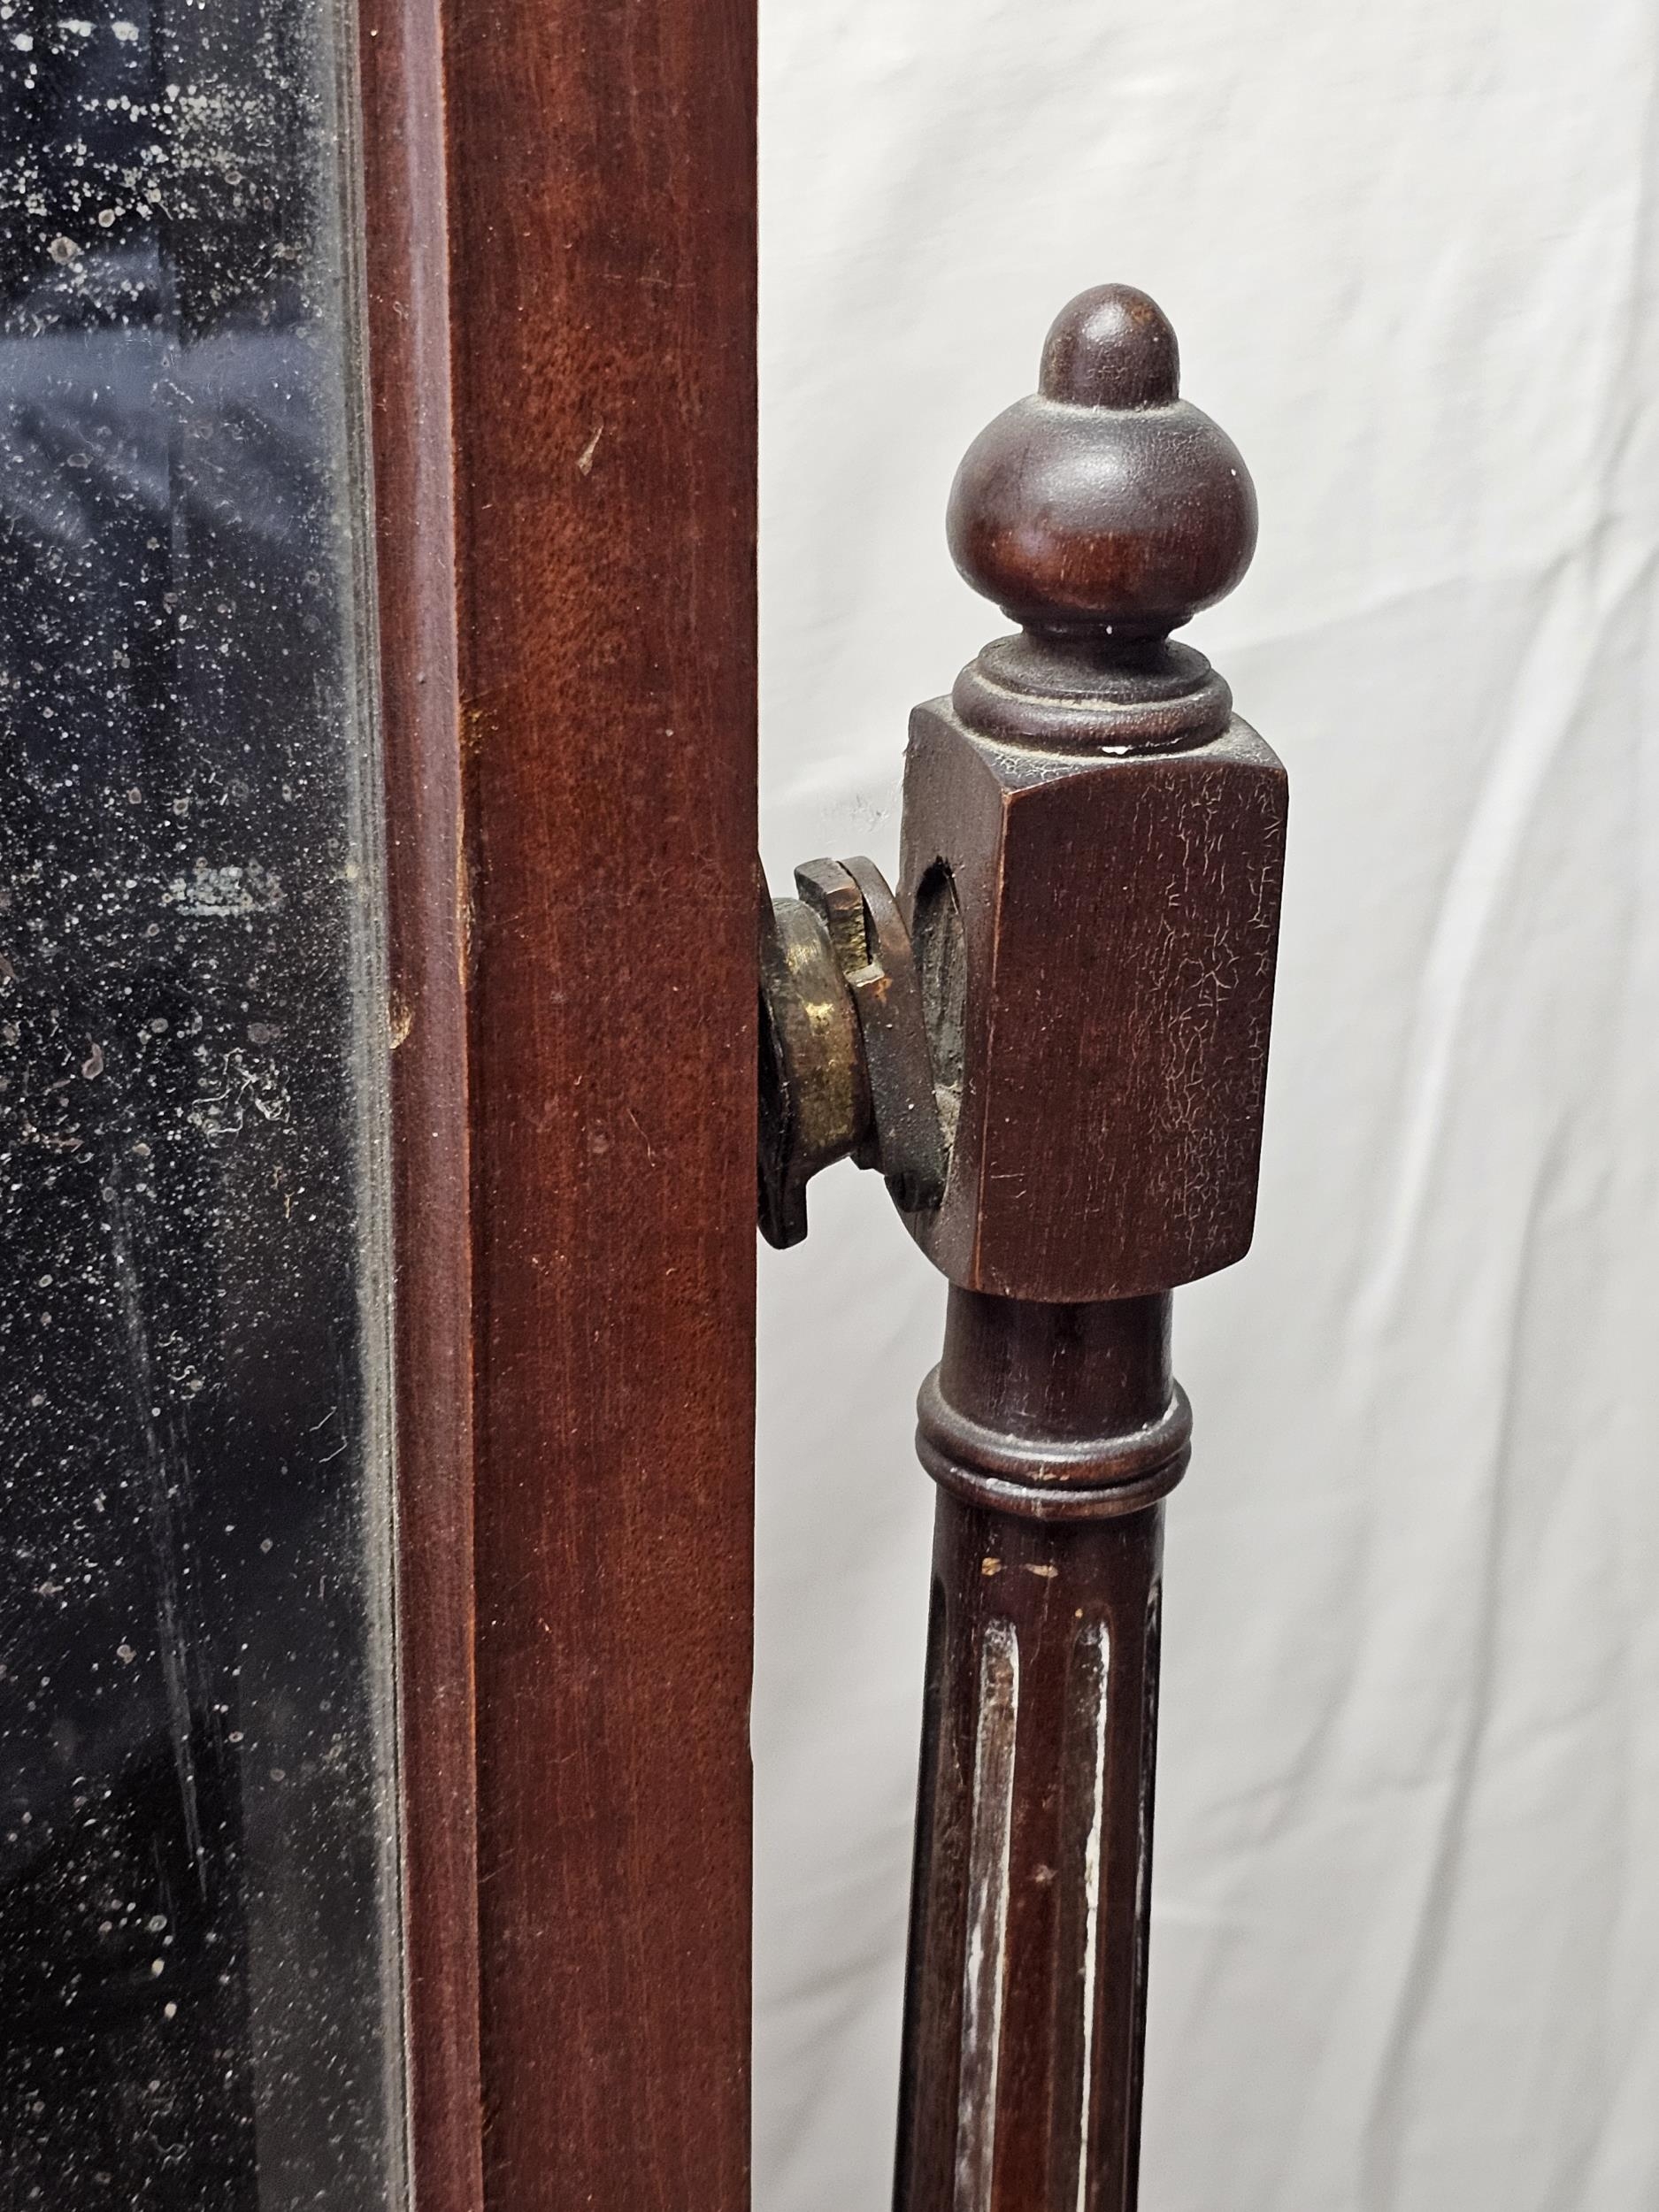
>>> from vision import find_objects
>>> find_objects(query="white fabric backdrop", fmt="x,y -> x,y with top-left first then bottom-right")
754,4 -> 1659,2207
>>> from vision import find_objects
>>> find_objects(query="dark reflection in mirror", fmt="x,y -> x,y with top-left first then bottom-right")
1,0 -> 402,2202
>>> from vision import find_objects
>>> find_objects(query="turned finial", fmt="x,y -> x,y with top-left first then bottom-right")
946,284 -> 1256,643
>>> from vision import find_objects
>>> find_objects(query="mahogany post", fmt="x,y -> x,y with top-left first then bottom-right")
896,1291 -> 1178,2212
759,285 -> 1286,2208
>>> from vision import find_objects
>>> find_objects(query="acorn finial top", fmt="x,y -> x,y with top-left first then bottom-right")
946,284 -> 1256,642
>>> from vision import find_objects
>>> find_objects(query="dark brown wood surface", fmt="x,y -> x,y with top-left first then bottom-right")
358,0 -> 758,2203
900,285 -> 1285,1307
750,288 -> 1282,2210
887,289 -> 1285,2210
898,1294 -> 1177,2212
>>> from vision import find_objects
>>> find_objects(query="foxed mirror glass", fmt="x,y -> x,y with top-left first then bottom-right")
0,0 -> 403,2200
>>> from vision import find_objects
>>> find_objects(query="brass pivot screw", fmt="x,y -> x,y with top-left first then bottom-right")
757,856 -> 947,1248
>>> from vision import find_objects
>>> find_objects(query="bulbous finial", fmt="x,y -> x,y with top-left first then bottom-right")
946,284 -> 1256,641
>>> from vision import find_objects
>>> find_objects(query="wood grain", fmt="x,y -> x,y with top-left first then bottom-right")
358,0 -> 757,2204
443,2 -> 757,2208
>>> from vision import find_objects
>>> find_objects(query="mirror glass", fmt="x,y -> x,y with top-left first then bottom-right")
1,0 -> 403,2201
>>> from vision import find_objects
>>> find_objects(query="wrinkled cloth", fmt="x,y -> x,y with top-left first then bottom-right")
755,3 -> 1659,2206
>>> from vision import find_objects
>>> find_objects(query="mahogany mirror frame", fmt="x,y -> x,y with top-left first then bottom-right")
359,0 -> 759,2203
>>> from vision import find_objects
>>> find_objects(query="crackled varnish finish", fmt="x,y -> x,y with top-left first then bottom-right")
890,288 -> 1286,2211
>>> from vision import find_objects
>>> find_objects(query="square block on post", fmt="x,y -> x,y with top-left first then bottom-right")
898,699 -> 1286,1302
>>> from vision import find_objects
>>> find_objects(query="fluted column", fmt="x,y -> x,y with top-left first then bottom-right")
896,1293 -> 1185,2212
